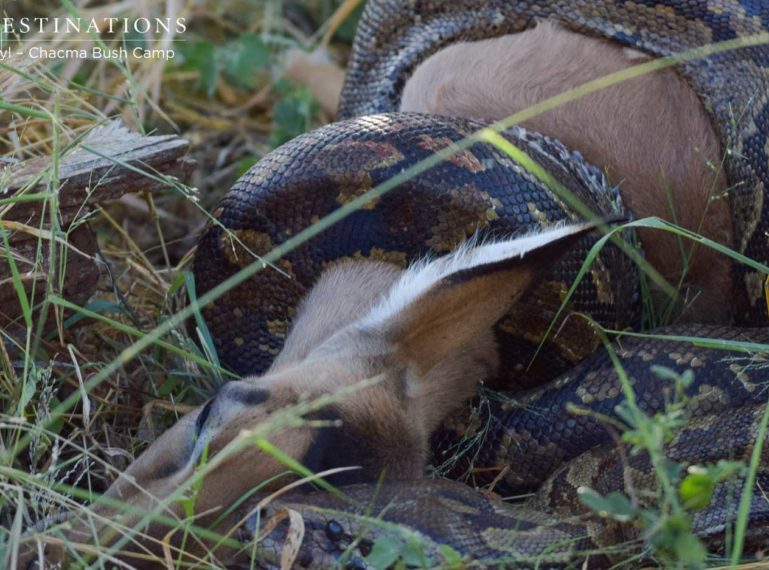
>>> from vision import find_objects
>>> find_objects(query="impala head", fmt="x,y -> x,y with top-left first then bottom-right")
21,220 -> 610,567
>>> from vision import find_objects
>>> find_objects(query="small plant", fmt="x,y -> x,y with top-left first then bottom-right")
577,365 -> 748,568
269,79 -> 320,147
175,33 -> 271,98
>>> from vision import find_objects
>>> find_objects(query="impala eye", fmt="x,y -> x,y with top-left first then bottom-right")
195,398 -> 214,436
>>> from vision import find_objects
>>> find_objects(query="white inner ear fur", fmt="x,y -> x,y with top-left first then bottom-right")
362,220 -> 593,327
269,261 -> 402,371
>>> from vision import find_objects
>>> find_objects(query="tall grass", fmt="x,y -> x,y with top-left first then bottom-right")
1,0 -> 769,568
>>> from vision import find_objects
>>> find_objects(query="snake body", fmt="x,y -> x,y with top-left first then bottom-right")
230,327 -> 769,569
338,0 -> 769,326
193,0 -> 769,566
434,326 -> 769,497
196,115 -> 638,390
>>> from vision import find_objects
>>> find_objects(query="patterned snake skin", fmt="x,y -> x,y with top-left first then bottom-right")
229,327 -> 769,569
196,115 -> 638,390
434,327 -> 769,497
193,0 -> 769,566
338,0 -> 769,326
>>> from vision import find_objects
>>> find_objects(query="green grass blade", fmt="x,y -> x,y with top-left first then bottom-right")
730,401 -> 769,566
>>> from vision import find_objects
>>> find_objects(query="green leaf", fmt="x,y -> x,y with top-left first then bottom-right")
1,226 -> 32,328
402,537 -> 431,567
660,457 -> 684,483
177,40 -> 217,97
614,401 -> 640,429
673,532 -> 707,565
679,472 -> 715,510
577,488 -> 635,521
17,374 -> 37,415
58,298 -> 125,331
157,375 -> 181,398
638,508 -> 661,529
221,33 -> 269,90
269,80 -> 318,147
365,535 -> 403,569
168,270 -> 187,296
123,27 -> 146,50
237,155 -> 260,177
333,3 -> 366,42
437,544 -> 464,568
710,459 -> 745,482
184,271 -> 220,368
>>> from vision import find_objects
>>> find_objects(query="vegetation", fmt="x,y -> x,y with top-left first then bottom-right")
0,0 -> 357,565
1,0 -> 768,568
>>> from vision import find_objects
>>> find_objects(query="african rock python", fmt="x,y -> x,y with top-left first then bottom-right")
337,0 -> 769,327
220,326 -> 769,568
193,0 -> 769,566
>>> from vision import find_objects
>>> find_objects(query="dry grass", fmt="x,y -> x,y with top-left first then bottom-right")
0,0 -> 354,563
2,0 -> 769,568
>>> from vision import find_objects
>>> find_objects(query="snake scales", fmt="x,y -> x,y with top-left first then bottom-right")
226,327 -> 769,568
192,0 -> 769,567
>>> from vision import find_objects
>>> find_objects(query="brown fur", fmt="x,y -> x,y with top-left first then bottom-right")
401,21 -> 733,322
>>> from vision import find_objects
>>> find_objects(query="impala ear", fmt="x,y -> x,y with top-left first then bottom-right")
362,220 -> 613,374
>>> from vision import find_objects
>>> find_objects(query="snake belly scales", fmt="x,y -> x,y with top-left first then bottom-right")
192,0 -> 769,567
